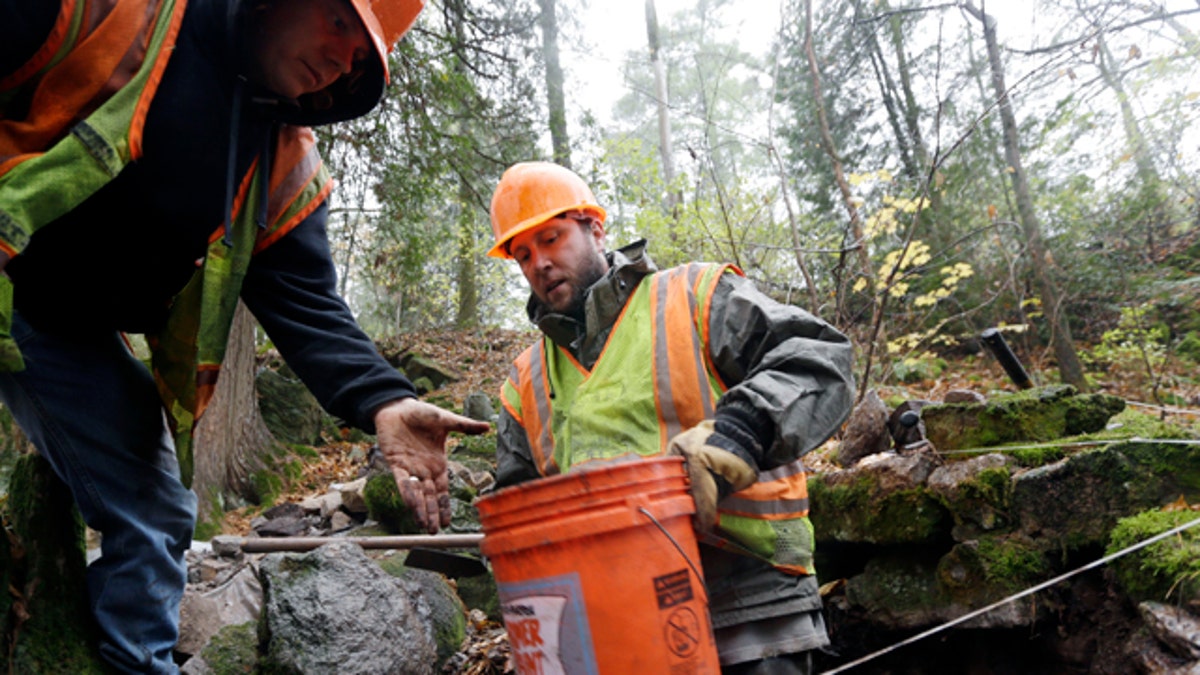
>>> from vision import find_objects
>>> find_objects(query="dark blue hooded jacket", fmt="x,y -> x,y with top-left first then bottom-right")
0,0 -> 415,431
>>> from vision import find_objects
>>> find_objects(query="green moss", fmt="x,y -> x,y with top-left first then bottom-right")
194,485 -> 229,541
450,433 -> 497,461
937,536 -> 1048,598
1177,331 -> 1200,364
6,455 -> 107,673
1007,444 -> 1067,468
974,537 -> 1049,590
251,470 -> 285,508
197,621 -> 260,674
424,393 -> 455,410
1119,439 -> 1200,505
455,573 -> 501,621
810,475 -> 949,545
1107,509 -> 1200,604
288,444 -> 320,460
363,473 -> 421,534
935,465 -> 1014,531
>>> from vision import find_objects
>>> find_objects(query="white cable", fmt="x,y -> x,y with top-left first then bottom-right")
818,512 -> 1200,674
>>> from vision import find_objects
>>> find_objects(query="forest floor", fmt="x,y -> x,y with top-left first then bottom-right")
220,327 -> 1200,673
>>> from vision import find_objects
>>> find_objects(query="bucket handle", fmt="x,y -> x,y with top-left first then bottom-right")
636,506 -> 709,604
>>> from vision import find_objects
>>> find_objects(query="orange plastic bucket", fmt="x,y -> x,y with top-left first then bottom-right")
476,456 -> 720,674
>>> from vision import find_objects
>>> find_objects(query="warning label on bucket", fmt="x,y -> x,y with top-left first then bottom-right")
503,597 -> 567,675
653,569 -> 694,609
498,573 -> 598,674
663,606 -> 704,659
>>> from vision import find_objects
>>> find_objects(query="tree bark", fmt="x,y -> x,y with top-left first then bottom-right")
964,1 -> 1087,390
645,0 -> 679,213
538,0 -> 571,168
192,302 -> 275,518
455,179 -> 479,328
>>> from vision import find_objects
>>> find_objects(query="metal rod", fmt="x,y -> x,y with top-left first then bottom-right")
213,533 -> 484,554
980,327 -> 1032,389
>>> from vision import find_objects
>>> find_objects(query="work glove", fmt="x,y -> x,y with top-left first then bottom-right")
0,277 -> 24,373
667,420 -> 757,532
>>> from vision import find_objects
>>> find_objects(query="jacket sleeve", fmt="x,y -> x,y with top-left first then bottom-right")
240,202 -> 416,433
494,407 -> 540,489
0,2 -> 59,84
707,272 -> 856,470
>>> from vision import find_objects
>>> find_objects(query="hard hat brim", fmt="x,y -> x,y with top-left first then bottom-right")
486,204 -> 608,259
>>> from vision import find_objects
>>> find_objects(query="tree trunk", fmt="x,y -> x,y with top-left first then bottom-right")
538,0 -> 571,168
4,454 -> 106,673
803,0 -> 872,291
1095,31 -> 1166,261
455,179 -> 479,329
645,0 -> 679,213
192,302 -> 275,520
964,1 -> 1087,390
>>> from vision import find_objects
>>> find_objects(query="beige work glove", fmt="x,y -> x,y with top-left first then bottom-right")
667,420 -> 757,531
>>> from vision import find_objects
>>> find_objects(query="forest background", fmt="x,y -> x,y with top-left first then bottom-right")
309,0 -> 1200,404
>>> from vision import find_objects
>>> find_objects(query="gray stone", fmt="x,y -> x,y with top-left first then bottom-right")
463,391 -> 495,422
259,542 -> 438,674
944,389 -> 987,404
178,563 -> 262,659
838,390 -> 892,466
337,477 -> 369,514
1141,601 -> 1200,661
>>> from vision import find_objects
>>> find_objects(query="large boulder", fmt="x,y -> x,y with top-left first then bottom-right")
922,385 -> 1125,451
255,367 -> 324,446
258,542 -> 440,674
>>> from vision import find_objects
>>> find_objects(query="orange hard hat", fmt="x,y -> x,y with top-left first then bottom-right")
348,0 -> 425,83
488,162 -> 608,258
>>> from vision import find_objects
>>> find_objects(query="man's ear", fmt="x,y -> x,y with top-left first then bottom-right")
590,221 -> 606,249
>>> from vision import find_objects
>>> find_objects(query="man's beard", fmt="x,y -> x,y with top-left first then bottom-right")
558,253 -> 608,320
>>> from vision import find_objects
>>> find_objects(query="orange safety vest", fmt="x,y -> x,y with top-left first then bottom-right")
501,262 -> 817,576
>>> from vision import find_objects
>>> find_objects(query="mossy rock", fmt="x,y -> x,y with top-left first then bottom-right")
810,475 -> 950,545
194,621 -> 259,674
455,572 -> 501,621
1012,438 -> 1200,551
374,553 -> 467,668
363,473 -> 422,534
450,433 -> 497,461
923,385 -> 1124,451
5,455 -> 107,673
937,536 -> 1049,596
255,368 -> 324,446
845,552 -> 949,628
1107,508 -> 1200,604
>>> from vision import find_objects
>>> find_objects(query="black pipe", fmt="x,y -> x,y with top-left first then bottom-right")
980,328 -> 1032,389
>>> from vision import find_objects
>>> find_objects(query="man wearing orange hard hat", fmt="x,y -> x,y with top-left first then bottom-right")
489,161 -> 856,674
0,1 -> 488,671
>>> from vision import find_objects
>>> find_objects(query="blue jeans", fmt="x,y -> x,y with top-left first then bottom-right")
0,311 -> 197,674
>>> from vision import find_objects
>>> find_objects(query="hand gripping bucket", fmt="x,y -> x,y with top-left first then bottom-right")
476,456 -> 720,674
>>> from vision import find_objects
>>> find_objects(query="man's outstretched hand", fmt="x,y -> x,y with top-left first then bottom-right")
373,398 -> 491,534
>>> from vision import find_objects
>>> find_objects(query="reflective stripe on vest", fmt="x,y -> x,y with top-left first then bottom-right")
505,262 -> 817,574
0,0 -> 187,256
150,125 -> 332,486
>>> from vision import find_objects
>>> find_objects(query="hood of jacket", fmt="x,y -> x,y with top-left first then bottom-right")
528,239 -> 658,368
